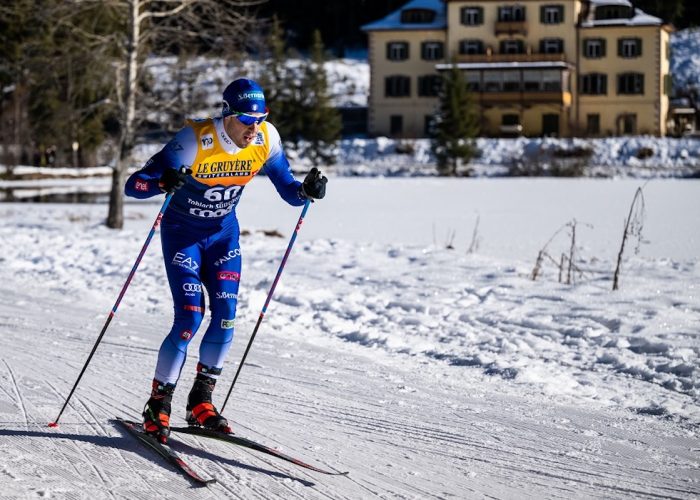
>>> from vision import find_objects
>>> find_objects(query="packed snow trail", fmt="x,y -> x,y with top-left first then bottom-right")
0,282 -> 697,498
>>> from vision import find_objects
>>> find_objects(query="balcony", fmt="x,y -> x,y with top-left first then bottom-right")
495,20 -> 527,36
455,53 -> 567,64
478,91 -> 572,106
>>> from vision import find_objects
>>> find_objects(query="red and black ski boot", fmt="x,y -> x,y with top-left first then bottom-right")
186,365 -> 231,433
142,379 -> 175,444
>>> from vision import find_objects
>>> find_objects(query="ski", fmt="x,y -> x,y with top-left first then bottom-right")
115,418 -> 216,486
170,425 -> 348,476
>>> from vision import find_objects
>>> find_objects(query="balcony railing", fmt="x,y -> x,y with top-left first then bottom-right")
477,91 -> 573,106
495,20 -> 527,36
455,53 -> 567,64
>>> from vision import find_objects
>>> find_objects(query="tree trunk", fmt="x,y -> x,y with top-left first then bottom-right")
107,0 -> 140,229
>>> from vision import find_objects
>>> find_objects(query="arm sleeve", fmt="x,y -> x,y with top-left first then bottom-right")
124,127 -> 197,199
262,123 -> 306,207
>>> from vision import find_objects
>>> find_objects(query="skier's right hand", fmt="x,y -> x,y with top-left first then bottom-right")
159,166 -> 192,193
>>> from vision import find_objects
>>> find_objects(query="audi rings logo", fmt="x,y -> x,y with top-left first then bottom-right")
182,283 -> 203,293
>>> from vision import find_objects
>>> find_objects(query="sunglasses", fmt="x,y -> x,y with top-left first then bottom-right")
233,111 -> 268,126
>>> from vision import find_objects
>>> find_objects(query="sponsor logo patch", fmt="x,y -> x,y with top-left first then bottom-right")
221,319 -> 235,329
135,180 -> 149,192
172,252 -> 199,271
180,329 -> 193,340
217,271 -> 240,282
183,283 -> 203,296
214,249 -> 241,267
201,133 -> 214,150
184,304 -> 204,313
215,292 -> 238,300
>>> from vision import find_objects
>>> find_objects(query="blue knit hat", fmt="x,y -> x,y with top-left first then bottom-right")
222,79 -> 266,115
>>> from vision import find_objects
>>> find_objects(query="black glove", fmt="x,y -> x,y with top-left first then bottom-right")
300,167 -> 327,200
159,166 -> 192,193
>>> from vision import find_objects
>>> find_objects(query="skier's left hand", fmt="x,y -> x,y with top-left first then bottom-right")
159,166 -> 192,193
301,167 -> 327,200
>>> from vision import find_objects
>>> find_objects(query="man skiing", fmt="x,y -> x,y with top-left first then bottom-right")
124,78 -> 327,443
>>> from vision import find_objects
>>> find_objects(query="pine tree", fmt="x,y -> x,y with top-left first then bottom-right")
299,30 -> 341,166
259,16 -> 293,138
431,63 -> 479,176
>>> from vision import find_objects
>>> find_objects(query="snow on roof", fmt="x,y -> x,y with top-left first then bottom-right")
361,0 -> 446,32
581,8 -> 663,28
436,61 -> 570,70
589,0 -> 632,6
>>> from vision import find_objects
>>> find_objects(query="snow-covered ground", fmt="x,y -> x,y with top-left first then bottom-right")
0,177 -> 698,498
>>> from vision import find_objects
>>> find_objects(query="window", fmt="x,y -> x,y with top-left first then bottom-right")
459,39 -> 485,55
523,70 -> 542,91
617,73 -> 644,94
466,71 -> 481,91
503,72 -> 520,91
498,5 -> 526,21
401,8 -> 436,24
385,76 -> 411,97
581,73 -> 607,95
483,71 -> 503,92
618,113 -> 637,134
586,114 -> 600,135
390,115 -> 403,135
500,39 -> 525,54
595,5 -> 633,20
502,114 -> 520,125
386,42 -> 409,61
543,114 -> 560,137
540,38 -> 564,54
541,5 -> 564,24
618,38 -> 642,58
461,7 -> 484,26
418,75 -> 441,97
583,38 -> 606,58
542,70 -> 561,91
421,41 -> 444,61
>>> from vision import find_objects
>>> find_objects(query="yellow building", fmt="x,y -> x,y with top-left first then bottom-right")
362,0 -> 672,137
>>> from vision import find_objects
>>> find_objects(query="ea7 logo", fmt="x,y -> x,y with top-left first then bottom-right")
201,133 -> 214,150
172,252 -> 199,271
135,180 -> 149,192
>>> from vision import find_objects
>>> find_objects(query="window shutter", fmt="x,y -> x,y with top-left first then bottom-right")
540,5 -> 546,22
636,38 -> 643,56
600,39 -> 607,57
617,39 -> 623,57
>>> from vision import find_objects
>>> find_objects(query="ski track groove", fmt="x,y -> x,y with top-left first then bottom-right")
2,360 -> 29,428
69,392 -> 169,496
44,384 -> 119,499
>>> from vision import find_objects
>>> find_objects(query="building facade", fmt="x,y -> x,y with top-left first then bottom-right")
362,0 -> 672,138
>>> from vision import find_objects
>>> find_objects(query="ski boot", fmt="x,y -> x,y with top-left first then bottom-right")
186,364 -> 231,433
142,379 -> 175,444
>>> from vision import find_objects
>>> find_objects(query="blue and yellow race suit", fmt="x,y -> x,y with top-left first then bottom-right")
125,118 -> 305,385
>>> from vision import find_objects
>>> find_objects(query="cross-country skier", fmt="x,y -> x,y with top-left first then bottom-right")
124,78 -> 327,443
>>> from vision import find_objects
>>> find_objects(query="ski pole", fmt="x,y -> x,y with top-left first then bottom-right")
221,198 -> 311,413
49,193 -> 173,427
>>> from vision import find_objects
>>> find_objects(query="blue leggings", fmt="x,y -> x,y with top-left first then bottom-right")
154,219 -> 242,385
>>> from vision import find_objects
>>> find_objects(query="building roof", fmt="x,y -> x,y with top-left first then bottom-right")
361,0 -> 446,32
